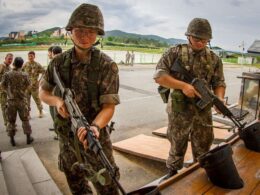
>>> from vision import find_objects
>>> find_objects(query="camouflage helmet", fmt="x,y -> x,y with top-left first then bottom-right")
185,18 -> 212,39
65,3 -> 104,36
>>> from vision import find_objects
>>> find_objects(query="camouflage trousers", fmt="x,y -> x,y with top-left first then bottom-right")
166,108 -> 214,171
0,92 -> 8,126
5,99 -> 31,137
58,126 -> 120,195
27,88 -> 43,111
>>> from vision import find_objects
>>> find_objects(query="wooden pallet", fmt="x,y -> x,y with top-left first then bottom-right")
113,134 -> 215,165
152,121 -> 235,143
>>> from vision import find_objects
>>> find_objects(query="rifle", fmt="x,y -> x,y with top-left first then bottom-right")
163,59 -> 246,131
53,66 -> 126,195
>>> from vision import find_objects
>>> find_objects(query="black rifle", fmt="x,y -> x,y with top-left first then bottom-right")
170,59 -> 246,131
53,66 -> 126,195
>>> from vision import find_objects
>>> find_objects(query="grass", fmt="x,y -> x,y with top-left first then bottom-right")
222,58 -> 238,64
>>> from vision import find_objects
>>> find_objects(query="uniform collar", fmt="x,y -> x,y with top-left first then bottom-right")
71,47 -> 92,65
188,44 -> 206,56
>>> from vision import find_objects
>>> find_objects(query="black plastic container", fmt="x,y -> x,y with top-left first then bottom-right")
198,144 -> 244,189
239,121 -> 260,152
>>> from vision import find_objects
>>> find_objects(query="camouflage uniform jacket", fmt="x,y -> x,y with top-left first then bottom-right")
40,47 -> 120,123
0,62 -> 11,93
1,68 -> 30,100
154,44 -> 226,113
22,61 -> 45,90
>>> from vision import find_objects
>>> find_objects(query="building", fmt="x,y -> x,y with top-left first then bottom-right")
247,40 -> 260,55
26,30 -> 38,37
9,31 -> 25,40
51,28 -> 68,38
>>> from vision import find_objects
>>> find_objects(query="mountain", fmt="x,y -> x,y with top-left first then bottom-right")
105,30 -> 187,45
37,27 -> 61,37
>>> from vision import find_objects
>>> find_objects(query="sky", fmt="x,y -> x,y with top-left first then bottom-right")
0,0 -> 259,51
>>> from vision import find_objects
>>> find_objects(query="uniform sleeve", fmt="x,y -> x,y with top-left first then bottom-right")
153,47 -> 177,79
25,74 -> 31,88
22,62 -> 27,72
38,62 -> 46,74
0,73 -> 8,90
211,56 -> 226,89
99,55 -> 120,105
39,60 -> 55,92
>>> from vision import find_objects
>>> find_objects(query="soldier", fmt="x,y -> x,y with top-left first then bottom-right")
48,46 -> 54,61
39,3 -> 120,195
22,51 -> 45,118
130,51 -> 135,66
154,18 -> 226,181
125,51 -> 130,65
49,46 -> 62,139
0,53 -> 13,127
52,46 -> 62,57
1,57 -> 33,146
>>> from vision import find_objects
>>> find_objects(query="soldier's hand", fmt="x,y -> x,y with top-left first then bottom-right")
56,98 -> 69,118
77,126 -> 100,150
182,83 -> 201,98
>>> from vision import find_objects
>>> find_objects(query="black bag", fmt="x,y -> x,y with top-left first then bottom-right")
239,121 -> 260,152
198,144 -> 244,189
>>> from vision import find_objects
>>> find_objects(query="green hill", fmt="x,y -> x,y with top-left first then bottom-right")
37,27 -> 60,37
105,30 -> 187,45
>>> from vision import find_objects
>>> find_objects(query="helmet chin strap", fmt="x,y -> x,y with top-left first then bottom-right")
71,38 -> 91,51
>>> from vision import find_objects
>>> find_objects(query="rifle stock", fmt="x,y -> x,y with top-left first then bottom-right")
53,66 -> 126,195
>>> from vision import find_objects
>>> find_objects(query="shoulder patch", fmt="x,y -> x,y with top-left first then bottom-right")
111,62 -> 119,74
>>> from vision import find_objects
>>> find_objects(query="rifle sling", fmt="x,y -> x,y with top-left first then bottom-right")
171,59 -> 194,83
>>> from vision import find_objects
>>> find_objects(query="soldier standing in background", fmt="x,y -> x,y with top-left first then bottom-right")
154,18 -> 226,181
1,57 -> 33,146
0,53 -> 13,127
48,46 -> 62,140
22,51 -> 45,118
52,46 -> 62,57
48,46 -> 54,62
39,3 -> 120,194
130,50 -> 135,66
125,51 -> 130,65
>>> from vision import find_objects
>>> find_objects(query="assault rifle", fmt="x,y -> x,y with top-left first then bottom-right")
168,59 -> 246,130
53,66 -> 126,195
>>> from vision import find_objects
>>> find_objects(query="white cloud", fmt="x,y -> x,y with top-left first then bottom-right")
0,0 -> 259,51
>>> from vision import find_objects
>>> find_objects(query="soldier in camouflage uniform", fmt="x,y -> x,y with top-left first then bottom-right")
154,18 -> 226,181
0,53 -> 13,127
39,3 -> 120,195
1,57 -> 33,146
22,51 -> 45,118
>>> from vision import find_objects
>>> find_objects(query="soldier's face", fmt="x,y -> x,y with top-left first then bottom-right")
5,55 -> 13,65
189,36 -> 209,51
71,28 -> 97,49
48,51 -> 53,60
28,54 -> 35,62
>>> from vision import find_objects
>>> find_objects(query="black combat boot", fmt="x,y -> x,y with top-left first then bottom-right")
10,136 -> 16,146
26,134 -> 34,144
159,169 -> 178,183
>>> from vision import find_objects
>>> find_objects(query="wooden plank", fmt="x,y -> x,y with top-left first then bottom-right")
112,134 -> 193,163
160,139 -> 260,195
251,183 -> 260,195
152,121 -> 235,142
